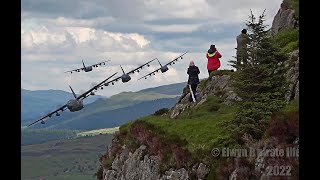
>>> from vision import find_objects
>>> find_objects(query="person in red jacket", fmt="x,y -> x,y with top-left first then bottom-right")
206,44 -> 222,76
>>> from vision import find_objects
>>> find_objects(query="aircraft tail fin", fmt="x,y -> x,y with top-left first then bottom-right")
156,58 -> 162,67
120,65 -> 125,74
69,85 -> 77,99
82,60 -> 86,68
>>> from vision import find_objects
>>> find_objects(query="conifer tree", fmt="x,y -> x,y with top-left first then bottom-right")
230,10 -> 288,139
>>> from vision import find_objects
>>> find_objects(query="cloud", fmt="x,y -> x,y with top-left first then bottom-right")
21,0 -> 283,96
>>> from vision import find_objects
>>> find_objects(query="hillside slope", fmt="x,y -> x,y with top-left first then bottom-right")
96,1 -> 299,179
21,89 -> 104,122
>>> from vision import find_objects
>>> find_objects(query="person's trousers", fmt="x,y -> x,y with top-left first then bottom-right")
208,70 -> 214,76
189,84 -> 198,102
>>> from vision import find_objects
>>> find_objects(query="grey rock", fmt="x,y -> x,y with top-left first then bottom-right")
271,3 -> 298,36
196,163 -> 209,179
104,145 -> 191,180
285,49 -> 299,101
161,168 -> 189,180
169,75 -> 241,119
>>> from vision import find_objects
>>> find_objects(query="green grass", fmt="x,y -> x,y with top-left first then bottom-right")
282,99 -> 299,112
119,96 -> 237,164
77,127 -> 119,137
272,28 -> 299,54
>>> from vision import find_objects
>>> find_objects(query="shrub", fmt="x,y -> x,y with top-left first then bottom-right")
272,28 -> 299,53
95,166 -> 104,180
153,108 -> 169,116
266,111 -> 299,144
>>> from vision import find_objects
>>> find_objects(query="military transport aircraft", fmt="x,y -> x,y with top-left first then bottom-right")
27,72 -> 118,127
64,60 -> 111,74
138,51 -> 188,80
101,58 -> 157,86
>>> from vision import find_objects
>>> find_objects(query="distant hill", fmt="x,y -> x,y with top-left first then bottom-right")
21,134 -> 113,180
29,97 -> 179,130
21,89 -> 105,122
138,82 -> 186,95
22,82 -> 186,129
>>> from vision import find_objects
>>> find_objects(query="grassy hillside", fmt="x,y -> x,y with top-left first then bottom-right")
21,128 -> 81,145
109,96 -> 299,179
77,127 -> 119,137
21,134 -> 113,180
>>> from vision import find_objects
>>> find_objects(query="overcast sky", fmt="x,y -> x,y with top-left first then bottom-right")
21,0 -> 283,97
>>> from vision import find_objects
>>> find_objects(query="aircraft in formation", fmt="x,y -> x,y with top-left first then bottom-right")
138,51 -> 188,80
28,52 -> 188,126
27,72 -> 118,127
64,60 -> 111,74
101,58 -> 157,86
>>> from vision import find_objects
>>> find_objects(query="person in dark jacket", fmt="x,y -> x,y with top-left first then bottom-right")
206,45 -> 222,76
236,29 -> 249,66
187,61 -> 200,102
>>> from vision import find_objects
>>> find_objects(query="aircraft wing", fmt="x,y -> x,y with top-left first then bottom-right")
163,51 -> 188,67
64,67 -> 85,73
138,52 -> 188,80
126,58 -> 157,75
98,75 -> 123,87
138,67 -> 162,80
27,104 -> 67,127
76,72 -> 118,100
91,60 -> 111,67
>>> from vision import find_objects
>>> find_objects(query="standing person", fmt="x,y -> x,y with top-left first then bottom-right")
206,45 -> 222,76
187,61 -> 200,102
236,29 -> 249,66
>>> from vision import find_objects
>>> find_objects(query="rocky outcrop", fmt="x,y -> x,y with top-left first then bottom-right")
103,145 -> 194,180
271,2 -> 298,36
169,74 -> 241,119
285,49 -> 299,101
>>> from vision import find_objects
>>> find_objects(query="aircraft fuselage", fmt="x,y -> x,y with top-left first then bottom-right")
66,99 -> 84,112
121,74 -> 131,83
161,65 -> 169,73
84,66 -> 93,72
